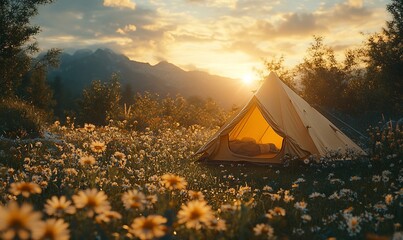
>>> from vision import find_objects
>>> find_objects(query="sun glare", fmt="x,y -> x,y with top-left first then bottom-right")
241,73 -> 255,85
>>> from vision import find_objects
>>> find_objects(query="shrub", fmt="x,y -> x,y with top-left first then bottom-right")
0,98 -> 46,139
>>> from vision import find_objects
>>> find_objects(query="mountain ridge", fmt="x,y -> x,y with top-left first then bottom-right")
47,48 -> 252,108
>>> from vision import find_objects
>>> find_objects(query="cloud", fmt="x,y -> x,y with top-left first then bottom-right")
33,0 -> 389,79
276,12 -> 327,36
185,0 -> 237,9
116,24 -> 137,34
103,0 -> 136,9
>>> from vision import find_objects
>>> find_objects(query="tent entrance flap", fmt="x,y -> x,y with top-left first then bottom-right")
228,105 -> 283,157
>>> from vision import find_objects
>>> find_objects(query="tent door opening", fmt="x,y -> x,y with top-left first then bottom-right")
228,104 -> 284,158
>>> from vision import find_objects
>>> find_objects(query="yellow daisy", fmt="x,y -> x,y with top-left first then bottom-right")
9,182 -> 42,198
72,188 -> 111,217
84,123 -> 96,132
79,155 -> 96,166
121,189 -> 146,210
0,201 -> 42,240
44,196 -> 76,217
177,200 -> 214,229
127,215 -> 167,240
32,218 -> 70,240
90,141 -> 106,153
161,174 -> 187,190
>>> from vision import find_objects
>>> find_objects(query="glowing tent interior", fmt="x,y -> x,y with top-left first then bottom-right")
196,72 -> 366,164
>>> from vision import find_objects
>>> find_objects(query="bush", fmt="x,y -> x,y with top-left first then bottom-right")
116,92 -> 233,131
0,98 -> 46,139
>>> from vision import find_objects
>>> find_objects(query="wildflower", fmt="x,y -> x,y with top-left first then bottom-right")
372,175 -> 381,182
90,141 -> 106,153
346,216 -> 361,236
373,203 -> 388,212
303,158 -> 309,164
177,200 -> 215,229
79,155 -> 96,166
127,215 -> 167,240
95,210 -> 122,224
253,223 -> 274,238
0,201 -> 42,240
266,207 -> 286,219
238,185 -> 251,195
121,189 -> 146,210
294,201 -> 308,211
64,168 -> 78,176
84,123 -> 96,132
32,218 -> 70,240
270,193 -> 281,201
45,196 -> 76,217
301,214 -> 312,222
9,182 -> 42,198
146,194 -> 158,205
350,176 -> 361,181
72,188 -> 111,217
113,151 -> 126,160
188,190 -> 205,200
309,192 -> 326,199
284,194 -> 295,203
161,174 -> 187,190
385,194 -> 393,205
343,206 -> 354,214
262,185 -> 273,192
210,218 -> 227,231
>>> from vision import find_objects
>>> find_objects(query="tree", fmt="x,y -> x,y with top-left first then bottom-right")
121,83 -> 134,105
297,36 -> 348,109
79,74 -> 122,125
261,56 -> 296,91
0,0 -> 59,98
362,0 -> 403,116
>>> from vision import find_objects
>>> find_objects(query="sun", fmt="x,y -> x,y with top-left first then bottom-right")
241,73 -> 255,85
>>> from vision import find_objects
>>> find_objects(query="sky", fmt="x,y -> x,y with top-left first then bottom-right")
33,0 -> 390,81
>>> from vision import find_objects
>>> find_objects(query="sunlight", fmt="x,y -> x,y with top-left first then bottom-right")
241,73 -> 255,85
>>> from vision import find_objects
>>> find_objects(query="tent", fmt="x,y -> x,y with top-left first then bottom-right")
196,72 -> 365,164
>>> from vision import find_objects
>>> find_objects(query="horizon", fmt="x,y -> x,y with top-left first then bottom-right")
33,0 -> 390,81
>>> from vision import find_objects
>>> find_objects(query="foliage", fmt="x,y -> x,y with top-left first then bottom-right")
361,0 -> 403,116
261,55 -> 297,91
0,0 -> 59,99
0,98 -> 46,139
119,92 -> 232,131
367,119 -> 403,161
78,74 -> 122,125
296,36 -> 349,109
0,122 -> 401,239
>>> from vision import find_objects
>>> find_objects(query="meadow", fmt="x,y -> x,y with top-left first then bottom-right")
0,119 -> 401,240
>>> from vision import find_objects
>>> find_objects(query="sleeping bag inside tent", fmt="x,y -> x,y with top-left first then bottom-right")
196,72 -> 366,164
228,105 -> 283,157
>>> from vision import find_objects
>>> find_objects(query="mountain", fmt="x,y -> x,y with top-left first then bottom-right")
47,48 -> 252,108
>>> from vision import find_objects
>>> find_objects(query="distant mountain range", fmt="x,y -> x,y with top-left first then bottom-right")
47,48 -> 252,108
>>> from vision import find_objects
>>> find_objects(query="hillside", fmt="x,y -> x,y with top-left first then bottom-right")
47,49 -> 252,108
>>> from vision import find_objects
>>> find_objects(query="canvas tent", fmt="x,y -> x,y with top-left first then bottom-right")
196,72 -> 365,164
